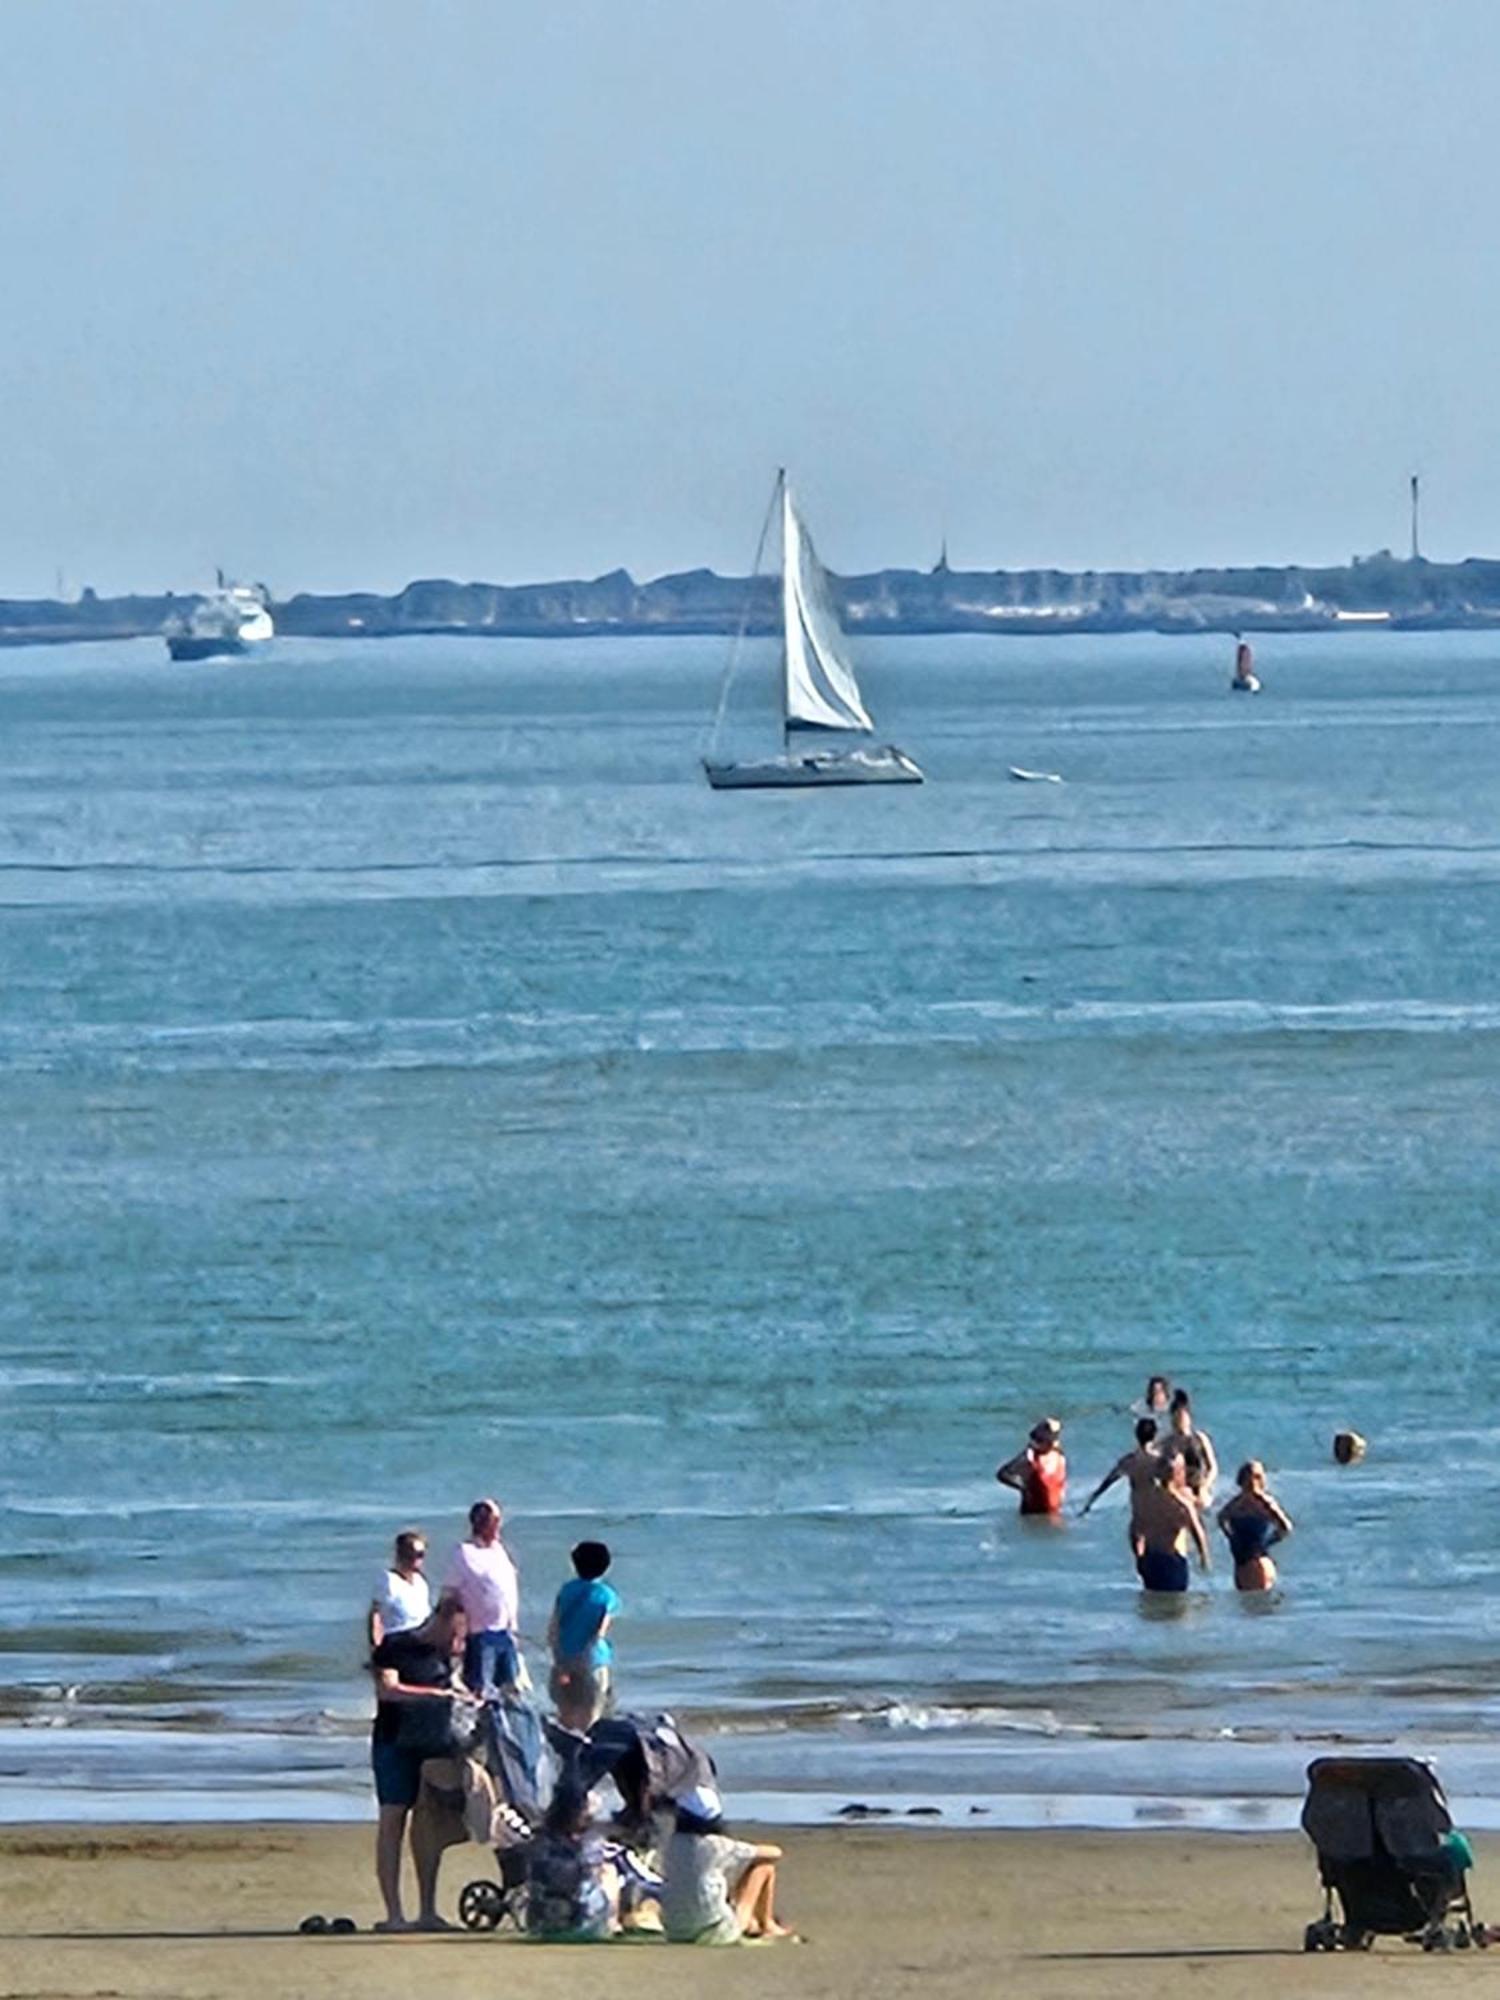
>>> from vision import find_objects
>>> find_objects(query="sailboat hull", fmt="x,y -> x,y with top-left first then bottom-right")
704,746 -> 923,789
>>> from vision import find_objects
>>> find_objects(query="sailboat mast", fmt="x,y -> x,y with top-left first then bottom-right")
703,469 -> 783,758
777,468 -> 795,751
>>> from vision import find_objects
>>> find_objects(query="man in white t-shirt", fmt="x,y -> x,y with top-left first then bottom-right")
367,1529 -> 432,1649
442,1498 -> 521,1693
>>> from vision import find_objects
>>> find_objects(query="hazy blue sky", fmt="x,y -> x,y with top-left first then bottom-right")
3,0 -> 1498,593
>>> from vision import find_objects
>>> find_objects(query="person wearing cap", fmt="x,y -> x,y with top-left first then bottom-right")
995,1418 -> 1067,1516
661,1786 -> 792,1944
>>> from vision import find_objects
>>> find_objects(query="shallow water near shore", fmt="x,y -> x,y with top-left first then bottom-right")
2,629 -> 1499,1824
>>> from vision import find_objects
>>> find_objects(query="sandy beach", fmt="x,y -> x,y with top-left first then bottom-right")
2,1822 -> 1495,1999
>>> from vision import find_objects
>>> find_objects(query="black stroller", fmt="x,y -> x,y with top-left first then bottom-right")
456,1708 -> 716,1933
1301,1756 -> 1486,1953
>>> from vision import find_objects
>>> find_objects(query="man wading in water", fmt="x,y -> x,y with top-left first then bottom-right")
1080,1417 -> 1162,1541
1133,1454 -> 1211,1593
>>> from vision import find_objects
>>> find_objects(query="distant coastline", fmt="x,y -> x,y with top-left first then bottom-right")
7,548 -> 1500,647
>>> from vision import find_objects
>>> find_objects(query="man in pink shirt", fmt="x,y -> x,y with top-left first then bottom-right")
442,1498 -> 521,1694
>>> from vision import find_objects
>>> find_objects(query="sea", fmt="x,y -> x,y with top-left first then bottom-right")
2,627 -> 1499,1832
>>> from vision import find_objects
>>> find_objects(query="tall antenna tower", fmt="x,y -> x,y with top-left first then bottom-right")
1410,473 -> 1422,561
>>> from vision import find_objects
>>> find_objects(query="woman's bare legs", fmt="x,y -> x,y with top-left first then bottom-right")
1234,1553 -> 1277,1592
375,1803 -> 412,1928
733,1860 -> 794,1939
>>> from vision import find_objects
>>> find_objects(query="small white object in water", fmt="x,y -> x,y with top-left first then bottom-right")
1008,766 -> 1063,783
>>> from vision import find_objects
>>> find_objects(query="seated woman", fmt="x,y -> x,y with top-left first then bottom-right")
1218,1460 -> 1293,1592
526,1783 -> 615,1940
661,1787 -> 793,1944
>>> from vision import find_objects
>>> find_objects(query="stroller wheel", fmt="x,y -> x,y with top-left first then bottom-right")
458,1880 -> 507,1931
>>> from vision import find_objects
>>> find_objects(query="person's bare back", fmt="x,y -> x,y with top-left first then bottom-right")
1134,1480 -> 1196,1555
1132,1457 -> 1210,1593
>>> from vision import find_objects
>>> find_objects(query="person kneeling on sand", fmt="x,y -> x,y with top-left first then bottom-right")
1134,1454 -> 1210,1594
661,1787 -> 793,1944
1218,1461 -> 1293,1592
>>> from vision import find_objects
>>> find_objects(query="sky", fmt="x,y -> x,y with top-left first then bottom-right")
3,0 -> 1499,595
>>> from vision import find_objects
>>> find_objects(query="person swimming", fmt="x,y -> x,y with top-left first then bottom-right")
1217,1460 -> 1293,1592
1132,1374 -> 1174,1421
1133,1453 -> 1210,1593
995,1419 -> 1067,1516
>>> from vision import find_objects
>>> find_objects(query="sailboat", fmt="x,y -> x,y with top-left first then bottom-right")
703,472 -> 923,789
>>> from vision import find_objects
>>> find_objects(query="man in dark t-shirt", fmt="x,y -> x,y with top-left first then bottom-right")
370,1600 -> 469,1930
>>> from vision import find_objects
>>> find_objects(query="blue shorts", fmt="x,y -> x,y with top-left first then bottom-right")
463,1629 -> 521,1695
371,1739 -> 425,1808
1137,1548 -> 1190,1593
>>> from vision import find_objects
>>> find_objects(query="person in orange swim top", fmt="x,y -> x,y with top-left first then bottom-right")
996,1418 -> 1067,1516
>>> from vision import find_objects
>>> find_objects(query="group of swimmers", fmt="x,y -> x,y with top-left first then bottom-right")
995,1375 -> 1296,1595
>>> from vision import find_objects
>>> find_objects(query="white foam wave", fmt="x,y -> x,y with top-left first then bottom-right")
0,993 -> 1495,1077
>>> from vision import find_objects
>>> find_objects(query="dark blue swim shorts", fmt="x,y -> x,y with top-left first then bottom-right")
371,1739 -> 425,1807
1137,1548 -> 1190,1593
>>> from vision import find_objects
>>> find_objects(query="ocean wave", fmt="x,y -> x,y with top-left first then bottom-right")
0,993 -> 1495,1077
4,833 -> 1500,911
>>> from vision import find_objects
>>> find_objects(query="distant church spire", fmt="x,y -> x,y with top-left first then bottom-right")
932,535 -> 950,575
1409,473 -> 1422,561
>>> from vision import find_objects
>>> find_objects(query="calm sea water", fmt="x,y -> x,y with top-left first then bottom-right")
2,628 -> 1499,1826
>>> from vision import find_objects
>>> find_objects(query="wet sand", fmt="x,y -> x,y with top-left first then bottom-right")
1,1821 -> 1496,1998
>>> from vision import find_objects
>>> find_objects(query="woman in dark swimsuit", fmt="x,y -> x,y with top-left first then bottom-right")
1164,1389 -> 1218,1504
1217,1460 -> 1293,1592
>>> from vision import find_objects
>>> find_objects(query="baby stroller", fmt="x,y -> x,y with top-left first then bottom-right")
454,1695 -> 558,1932
1301,1756 -> 1486,1953
456,1708 -> 707,1932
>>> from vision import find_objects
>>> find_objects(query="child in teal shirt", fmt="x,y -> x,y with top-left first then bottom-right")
548,1540 -> 619,1730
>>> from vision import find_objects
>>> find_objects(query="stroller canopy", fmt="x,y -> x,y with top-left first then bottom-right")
1302,1757 -> 1454,1866
556,1712 -> 717,1823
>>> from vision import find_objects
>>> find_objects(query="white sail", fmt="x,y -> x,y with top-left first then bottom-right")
780,483 -> 874,733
